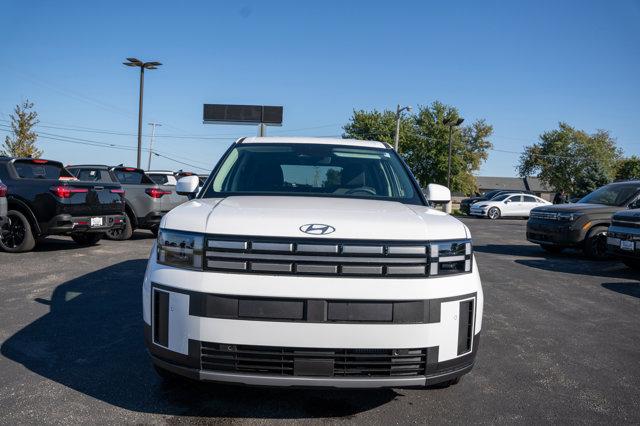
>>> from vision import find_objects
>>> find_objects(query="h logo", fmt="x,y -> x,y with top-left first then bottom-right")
299,224 -> 336,235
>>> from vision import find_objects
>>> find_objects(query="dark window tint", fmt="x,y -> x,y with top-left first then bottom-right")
13,160 -> 63,179
148,173 -> 169,185
523,196 -> 538,203
507,195 -> 522,202
114,170 -> 146,184
74,168 -> 112,182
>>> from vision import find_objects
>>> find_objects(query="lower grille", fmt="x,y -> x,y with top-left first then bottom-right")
201,343 -> 427,377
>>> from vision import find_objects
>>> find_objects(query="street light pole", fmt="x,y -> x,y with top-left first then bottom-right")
442,116 -> 465,189
123,58 -> 162,169
147,122 -> 161,170
137,67 -> 144,169
394,104 -> 412,152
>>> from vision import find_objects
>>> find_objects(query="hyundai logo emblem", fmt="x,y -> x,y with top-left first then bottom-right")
299,224 -> 336,235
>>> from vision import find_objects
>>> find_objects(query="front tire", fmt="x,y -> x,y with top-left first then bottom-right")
487,207 -> 501,220
105,212 -> 133,241
71,233 -> 103,246
583,226 -> 609,260
0,210 -> 36,253
623,259 -> 640,270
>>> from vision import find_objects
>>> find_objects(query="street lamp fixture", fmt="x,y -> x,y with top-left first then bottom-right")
394,104 -> 412,152
123,58 -> 162,168
443,116 -> 464,189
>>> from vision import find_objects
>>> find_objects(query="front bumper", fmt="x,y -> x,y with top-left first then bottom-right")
526,219 -> 585,246
142,248 -> 483,388
607,228 -> 640,260
469,208 -> 487,217
137,211 -> 168,229
45,213 -> 126,234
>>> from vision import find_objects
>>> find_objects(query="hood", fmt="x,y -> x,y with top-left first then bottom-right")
161,196 -> 468,240
532,203 -> 623,215
461,196 -> 483,204
613,209 -> 640,222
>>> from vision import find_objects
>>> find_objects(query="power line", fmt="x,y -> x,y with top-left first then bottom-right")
0,126 -> 211,171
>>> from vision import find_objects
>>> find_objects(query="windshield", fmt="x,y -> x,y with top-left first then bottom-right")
578,183 -> 639,206
491,194 -> 510,201
201,143 -> 423,205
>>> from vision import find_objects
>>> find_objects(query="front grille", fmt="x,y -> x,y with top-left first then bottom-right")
200,343 -> 427,377
204,235 -> 432,277
529,211 -> 557,220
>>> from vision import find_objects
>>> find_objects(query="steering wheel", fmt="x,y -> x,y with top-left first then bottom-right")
345,187 -> 377,196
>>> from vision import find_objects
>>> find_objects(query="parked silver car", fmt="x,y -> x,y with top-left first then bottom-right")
67,165 -> 188,240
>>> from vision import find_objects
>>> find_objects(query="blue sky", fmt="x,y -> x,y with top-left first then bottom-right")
1,0 -> 639,176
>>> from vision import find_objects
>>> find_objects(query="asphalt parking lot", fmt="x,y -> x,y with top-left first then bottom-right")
0,217 -> 638,424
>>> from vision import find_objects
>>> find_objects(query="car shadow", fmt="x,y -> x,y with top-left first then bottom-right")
474,244 -> 638,280
1,260 -> 397,418
601,282 -> 640,298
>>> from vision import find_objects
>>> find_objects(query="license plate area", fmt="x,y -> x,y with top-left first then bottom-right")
90,217 -> 103,227
620,240 -> 634,251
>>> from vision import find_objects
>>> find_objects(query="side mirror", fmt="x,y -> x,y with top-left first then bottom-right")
629,199 -> 640,209
505,199 -> 511,204
176,175 -> 200,196
424,183 -> 451,204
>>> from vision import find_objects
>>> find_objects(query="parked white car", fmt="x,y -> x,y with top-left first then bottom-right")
142,136 -> 483,389
470,193 -> 551,219
147,170 -> 178,186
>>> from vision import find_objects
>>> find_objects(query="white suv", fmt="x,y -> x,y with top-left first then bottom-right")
142,137 -> 483,388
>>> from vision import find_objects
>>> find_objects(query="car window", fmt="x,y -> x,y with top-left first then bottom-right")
74,168 -> 112,182
112,168 -> 153,184
492,194 -> 509,201
204,143 -> 423,205
523,195 -> 538,203
148,173 -> 169,185
507,195 -> 522,202
578,183 -> 640,206
13,160 -> 63,179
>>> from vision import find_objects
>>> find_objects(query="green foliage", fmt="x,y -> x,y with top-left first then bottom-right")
517,123 -> 622,196
342,101 -> 493,194
1,100 -> 41,158
615,156 -> 640,181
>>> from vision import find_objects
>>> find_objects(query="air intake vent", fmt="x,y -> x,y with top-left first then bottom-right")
200,343 -> 427,377
457,300 -> 475,355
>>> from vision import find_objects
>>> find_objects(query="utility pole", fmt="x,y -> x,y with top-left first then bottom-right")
147,122 -> 162,170
442,116 -> 465,189
394,104 -> 412,152
123,58 -> 162,168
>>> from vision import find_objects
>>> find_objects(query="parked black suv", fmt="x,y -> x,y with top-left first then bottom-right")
0,158 -> 126,252
606,206 -> 640,270
527,181 -> 640,259
460,189 -> 533,215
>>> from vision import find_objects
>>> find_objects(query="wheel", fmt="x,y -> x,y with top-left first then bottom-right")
105,212 -> 133,241
0,210 -> 36,253
71,232 -> 103,246
487,207 -> 501,220
623,259 -> 640,270
541,244 -> 564,254
583,226 -> 610,260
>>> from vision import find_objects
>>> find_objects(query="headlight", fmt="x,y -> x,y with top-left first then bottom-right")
557,212 -> 582,221
157,229 -> 204,269
429,240 -> 472,276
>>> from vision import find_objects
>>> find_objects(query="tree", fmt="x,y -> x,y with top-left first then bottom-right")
1,100 -> 41,158
342,101 -> 493,194
517,123 -> 622,197
615,156 -> 640,181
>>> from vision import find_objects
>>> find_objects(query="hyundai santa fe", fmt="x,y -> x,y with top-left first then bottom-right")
142,137 -> 484,388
